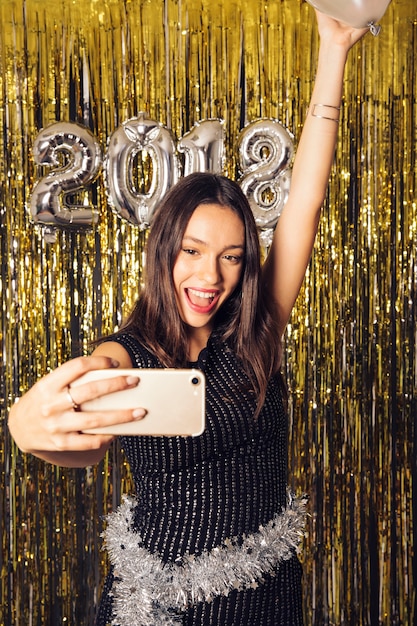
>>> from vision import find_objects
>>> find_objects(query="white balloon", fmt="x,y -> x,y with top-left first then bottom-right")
306,0 -> 391,31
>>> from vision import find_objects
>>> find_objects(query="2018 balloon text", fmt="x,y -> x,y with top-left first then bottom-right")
30,113 -> 294,233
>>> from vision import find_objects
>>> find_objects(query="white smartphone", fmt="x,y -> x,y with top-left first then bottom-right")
71,368 -> 205,437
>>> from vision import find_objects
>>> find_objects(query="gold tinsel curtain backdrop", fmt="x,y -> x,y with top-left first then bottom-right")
0,0 -> 416,624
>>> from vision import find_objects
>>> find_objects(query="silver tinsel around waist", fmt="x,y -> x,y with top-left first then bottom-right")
103,491 -> 307,626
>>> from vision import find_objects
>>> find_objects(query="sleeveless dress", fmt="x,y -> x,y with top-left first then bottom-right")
95,331 -> 305,626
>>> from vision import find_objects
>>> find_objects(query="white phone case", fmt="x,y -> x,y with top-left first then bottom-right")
72,368 -> 205,437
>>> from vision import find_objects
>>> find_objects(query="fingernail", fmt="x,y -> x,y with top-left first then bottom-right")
126,376 -> 139,386
132,408 -> 146,419
110,359 -> 120,368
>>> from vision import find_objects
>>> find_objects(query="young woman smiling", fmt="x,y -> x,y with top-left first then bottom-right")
8,10 -> 369,626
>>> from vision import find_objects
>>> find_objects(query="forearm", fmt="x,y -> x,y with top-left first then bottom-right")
288,41 -> 349,212
25,446 -> 110,468
262,14 -> 368,332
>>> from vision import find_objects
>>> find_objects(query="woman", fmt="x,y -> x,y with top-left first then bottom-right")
8,10 -> 369,626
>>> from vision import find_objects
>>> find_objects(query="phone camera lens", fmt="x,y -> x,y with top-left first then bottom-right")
191,376 -> 200,386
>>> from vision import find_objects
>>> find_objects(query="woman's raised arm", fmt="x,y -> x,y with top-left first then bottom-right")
262,10 -> 369,336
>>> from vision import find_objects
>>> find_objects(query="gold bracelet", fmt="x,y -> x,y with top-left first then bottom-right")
310,103 -> 340,123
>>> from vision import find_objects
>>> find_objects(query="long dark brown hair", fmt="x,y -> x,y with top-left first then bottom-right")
116,172 -> 282,416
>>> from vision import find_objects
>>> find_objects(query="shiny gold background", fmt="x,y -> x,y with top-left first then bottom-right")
1,0 -> 416,624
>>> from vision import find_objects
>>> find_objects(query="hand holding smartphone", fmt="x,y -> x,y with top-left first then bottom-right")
71,368 -> 205,437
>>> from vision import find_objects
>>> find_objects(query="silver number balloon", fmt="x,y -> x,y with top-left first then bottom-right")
306,0 -> 391,32
238,119 -> 294,230
178,119 -> 225,176
30,121 -> 102,229
105,112 -> 180,228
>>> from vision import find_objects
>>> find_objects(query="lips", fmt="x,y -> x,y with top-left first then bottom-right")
185,287 -> 220,313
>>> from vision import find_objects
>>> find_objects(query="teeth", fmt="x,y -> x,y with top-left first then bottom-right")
188,288 -> 216,299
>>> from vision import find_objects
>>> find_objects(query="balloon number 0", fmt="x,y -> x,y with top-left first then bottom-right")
29,114 -> 294,232
104,114 -> 181,227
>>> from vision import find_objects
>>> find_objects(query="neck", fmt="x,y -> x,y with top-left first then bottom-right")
187,327 -> 211,362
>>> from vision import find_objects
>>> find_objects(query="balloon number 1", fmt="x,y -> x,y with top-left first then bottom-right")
29,114 -> 294,232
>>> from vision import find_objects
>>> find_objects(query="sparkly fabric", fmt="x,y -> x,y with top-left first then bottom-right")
95,331 -> 304,626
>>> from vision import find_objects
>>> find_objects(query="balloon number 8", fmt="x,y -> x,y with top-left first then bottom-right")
29,114 -> 294,232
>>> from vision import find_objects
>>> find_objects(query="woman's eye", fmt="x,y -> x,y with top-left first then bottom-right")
223,254 -> 242,263
183,248 -> 198,255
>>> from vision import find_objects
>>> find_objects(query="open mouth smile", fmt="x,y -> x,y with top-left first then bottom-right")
185,287 -> 220,313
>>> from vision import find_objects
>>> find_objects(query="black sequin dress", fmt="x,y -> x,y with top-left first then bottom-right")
95,332 -> 304,626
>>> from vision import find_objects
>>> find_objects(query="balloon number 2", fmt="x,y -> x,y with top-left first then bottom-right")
29,114 -> 294,232
30,121 -> 102,230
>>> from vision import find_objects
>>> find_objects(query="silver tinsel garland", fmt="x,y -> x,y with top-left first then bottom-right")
103,492 -> 307,626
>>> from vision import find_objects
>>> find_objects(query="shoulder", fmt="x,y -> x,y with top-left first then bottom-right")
96,332 -> 163,369
91,341 -> 133,368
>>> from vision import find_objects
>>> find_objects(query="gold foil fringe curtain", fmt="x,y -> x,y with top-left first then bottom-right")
0,0 -> 416,624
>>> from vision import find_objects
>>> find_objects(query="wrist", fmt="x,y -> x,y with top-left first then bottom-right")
317,38 -> 350,68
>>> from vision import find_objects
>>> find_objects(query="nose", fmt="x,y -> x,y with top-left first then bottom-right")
198,255 -> 221,285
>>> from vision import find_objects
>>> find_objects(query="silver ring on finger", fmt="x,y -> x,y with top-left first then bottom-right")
66,386 -> 81,412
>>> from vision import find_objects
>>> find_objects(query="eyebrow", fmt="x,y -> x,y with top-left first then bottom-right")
182,235 -> 244,251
